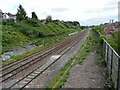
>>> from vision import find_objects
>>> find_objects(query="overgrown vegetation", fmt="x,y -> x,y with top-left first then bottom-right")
46,29 -> 106,89
93,25 -> 120,55
107,31 -> 120,55
2,18 -> 81,53
94,25 -> 105,35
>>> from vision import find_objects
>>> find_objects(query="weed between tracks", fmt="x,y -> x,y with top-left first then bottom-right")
46,29 -> 106,89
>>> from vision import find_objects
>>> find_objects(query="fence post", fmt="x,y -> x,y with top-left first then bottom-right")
110,50 -> 113,75
102,40 -> 104,57
106,44 -> 109,64
117,58 -> 120,90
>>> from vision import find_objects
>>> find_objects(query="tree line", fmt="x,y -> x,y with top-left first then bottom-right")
16,4 -> 53,23
16,4 -> 38,22
16,4 -> 80,26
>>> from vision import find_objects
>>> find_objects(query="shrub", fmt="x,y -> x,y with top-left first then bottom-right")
33,29 -> 44,37
22,18 -> 39,27
99,35 -> 106,44
19,24 -> 32,37
46,15 -> 52,23
2,19 -> 15,25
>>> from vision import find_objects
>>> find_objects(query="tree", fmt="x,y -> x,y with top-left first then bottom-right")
16,4 -> 27,22
73,21 -> 80,26
46,15 -> 52,22
32,12 -> 38,19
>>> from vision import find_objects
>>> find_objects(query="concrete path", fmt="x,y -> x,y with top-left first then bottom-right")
64,52 -> 106,88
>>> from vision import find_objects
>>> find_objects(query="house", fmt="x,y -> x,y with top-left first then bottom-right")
0,9 -> 2,19
2,13 -> 16,20
2,13 -> 9,19
7,13 -> 16,20
104,23 -> 115,34
0,10 -> 16,20
40,19 -> 47,25
114,22 -> 120,30
104,21 -> 119,35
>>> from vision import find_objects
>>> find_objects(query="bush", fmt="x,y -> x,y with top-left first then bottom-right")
38,30 -> 44,37
33,29 -> 44,37
2,19 -> 15,25
108,31 -> 120,55
19,24 -> 44,38
99,35 -> 106,44
22,18 -> 39,27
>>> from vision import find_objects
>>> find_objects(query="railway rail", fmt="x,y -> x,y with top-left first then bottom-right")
1,30 -> 88,89
1,34 -> 78,82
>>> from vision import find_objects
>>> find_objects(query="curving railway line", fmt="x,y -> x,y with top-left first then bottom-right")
1,30 -> 88,89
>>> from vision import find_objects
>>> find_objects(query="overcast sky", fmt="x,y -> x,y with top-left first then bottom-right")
0,0 -> 119,25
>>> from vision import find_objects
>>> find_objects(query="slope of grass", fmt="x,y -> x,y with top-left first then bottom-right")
2,25 -> 29,53
2,19 -> 81,54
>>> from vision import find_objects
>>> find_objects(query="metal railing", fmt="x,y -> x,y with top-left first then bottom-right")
97,31 -> 120,90
103,39 -> 120,90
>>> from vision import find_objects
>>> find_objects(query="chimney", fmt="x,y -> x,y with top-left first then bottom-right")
112,20 -> 114,23
109,20 -> 111,24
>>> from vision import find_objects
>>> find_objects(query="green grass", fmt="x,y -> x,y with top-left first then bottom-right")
2,19 -> 81,54
2,25 -> 29,53
75,29 -> 98,64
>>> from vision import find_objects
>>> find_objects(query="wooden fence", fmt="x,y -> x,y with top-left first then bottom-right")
98,31 -> 120,90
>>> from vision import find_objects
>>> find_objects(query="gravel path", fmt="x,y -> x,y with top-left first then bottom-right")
63,52 -> 106,88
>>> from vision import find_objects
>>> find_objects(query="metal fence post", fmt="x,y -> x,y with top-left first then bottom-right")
110,50 -> 113,75
102,39 -> 105,57
103,40 -> 105,58
117,58 -> 120,90
106,44 -> 109,64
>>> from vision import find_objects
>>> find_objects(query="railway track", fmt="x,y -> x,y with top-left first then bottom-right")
1,37 -> 72,82
2,38 -> 67,71
2,30 -> 88,89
